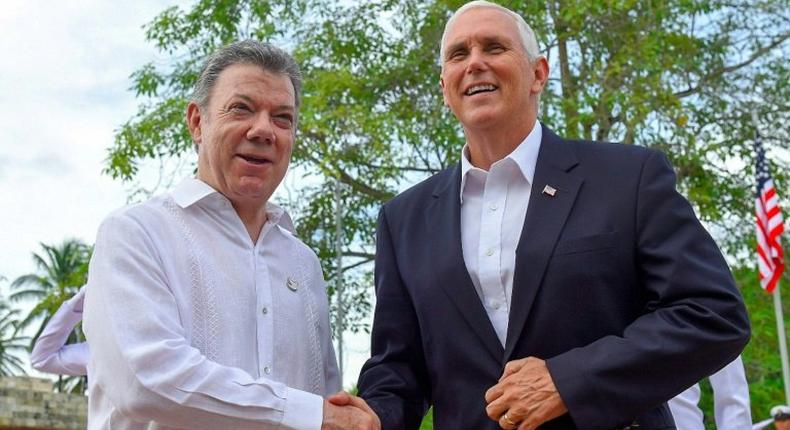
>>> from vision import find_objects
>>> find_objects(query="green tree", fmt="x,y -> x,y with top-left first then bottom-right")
0,299 -> 28,376
107,0 -> 788,326
106,0 -> 789,423
10,239 -> 90,392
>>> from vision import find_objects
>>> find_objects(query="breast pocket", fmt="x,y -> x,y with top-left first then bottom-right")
553,231 -> 620,256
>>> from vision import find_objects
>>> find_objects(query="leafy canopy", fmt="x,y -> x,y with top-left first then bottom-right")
107,0 -> 789,351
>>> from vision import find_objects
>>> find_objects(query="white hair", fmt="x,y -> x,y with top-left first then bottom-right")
439,0 -> 541,64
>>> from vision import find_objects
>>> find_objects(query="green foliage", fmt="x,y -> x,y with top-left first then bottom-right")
0,297 -> 28,377
9,239 -> 90,392
420,408 -> 434,430
10,239 -> 90,334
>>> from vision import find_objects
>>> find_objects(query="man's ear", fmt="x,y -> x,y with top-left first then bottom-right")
439,76 -> 449,107
531,57 -> 550,94
186,101 -> 203,146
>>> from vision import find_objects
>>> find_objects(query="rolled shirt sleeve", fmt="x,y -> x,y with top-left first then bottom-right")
711,355 -> 752,429
30,286 -> 90,376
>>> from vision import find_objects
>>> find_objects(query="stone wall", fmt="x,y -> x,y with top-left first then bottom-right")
0,376 -> 86,430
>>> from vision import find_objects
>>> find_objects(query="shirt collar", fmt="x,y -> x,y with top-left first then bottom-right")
171,177 -> 217,208
460,120 -> 542,203
170,177 -> 296,234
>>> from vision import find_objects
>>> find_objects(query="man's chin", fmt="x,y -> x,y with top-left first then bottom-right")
460,111 -> 504,130
228,180 -> 275,205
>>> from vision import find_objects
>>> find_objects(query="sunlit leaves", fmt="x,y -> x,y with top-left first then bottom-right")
109,0 -> 789,343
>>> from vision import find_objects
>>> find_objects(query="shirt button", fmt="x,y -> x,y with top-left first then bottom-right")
489,300 -> 501,310
485,248 -> 494,257
264,366 -> 271,375
261,306 -> 268,315
489,203 -> 498,211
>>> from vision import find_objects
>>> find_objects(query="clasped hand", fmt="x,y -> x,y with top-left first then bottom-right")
484,357 -> 567,430
322,391 -> 381,430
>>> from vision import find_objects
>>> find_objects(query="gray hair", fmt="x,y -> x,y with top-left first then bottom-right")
191,40 -> 302,111
439,1 -> 542,64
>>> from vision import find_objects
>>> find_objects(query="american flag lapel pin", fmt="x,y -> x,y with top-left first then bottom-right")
542,185 -> 557,197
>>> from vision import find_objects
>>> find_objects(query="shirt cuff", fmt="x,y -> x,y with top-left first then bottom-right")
280,387 -> 323,430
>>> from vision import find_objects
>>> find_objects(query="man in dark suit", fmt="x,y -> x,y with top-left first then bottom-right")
353,1 -> 750,429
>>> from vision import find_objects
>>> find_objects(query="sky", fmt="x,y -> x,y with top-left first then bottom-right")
0,0 -> 173,280
0,0 -> 368,387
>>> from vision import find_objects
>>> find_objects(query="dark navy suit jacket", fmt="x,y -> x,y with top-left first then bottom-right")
358,126 -> 750,430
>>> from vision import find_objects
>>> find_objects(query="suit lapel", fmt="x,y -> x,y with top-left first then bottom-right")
426,165 -> 504,361
504,127 -> 583,360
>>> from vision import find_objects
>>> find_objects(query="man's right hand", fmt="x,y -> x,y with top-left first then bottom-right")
321,392 -> 380,430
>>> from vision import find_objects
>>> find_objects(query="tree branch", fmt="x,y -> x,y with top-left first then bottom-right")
341,257 -> 374,273
343,251 -> 375,259
299,138 -> 396,201
548,0 -> 579,136
356,160 -> 440,174
674,32 -> 790,98
334,165 -> 395,201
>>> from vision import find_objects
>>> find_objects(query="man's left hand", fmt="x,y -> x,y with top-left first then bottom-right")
484,357 -> 567,430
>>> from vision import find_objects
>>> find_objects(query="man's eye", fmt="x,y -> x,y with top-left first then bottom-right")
274,115 -> 294,127
229,104 -> 251,112
489,45 -> 505,53
448,50 -> 467,61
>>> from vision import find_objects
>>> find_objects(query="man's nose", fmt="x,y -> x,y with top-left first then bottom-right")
247,113 -> 276,144
465,48 -> 487,74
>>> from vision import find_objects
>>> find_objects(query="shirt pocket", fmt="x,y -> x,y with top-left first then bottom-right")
553,231 -> 619,256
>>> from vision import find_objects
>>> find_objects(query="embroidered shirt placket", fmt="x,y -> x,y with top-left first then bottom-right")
164,197 -> 219,360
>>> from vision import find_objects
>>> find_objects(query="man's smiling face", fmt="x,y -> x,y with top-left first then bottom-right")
440,7 -> 543,132
188,63 -> 296,208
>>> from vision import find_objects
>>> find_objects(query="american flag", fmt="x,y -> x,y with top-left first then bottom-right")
755,134 -> 786,293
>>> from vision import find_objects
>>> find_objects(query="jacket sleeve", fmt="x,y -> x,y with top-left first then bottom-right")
357,208 -> 431,430
546,150 -> 750,429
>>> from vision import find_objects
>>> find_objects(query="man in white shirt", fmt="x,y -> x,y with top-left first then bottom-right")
668,355 -> 752,429
83,40 -> 379,430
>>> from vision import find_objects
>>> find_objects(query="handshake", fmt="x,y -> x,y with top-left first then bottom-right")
319,357 -> 566,430
321,391 -> 381,430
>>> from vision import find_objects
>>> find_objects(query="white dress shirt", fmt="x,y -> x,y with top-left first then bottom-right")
83,178 -> 340,430
460,121 -> 542,346
30,285 -> 89,376
668,355 -> 752,429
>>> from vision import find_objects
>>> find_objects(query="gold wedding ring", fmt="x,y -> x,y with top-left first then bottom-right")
503,412 -> 517,427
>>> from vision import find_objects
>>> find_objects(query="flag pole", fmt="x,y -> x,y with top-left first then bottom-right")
334,178 -> 345,383
753,109 -> 790,404
772,284 -> 790,405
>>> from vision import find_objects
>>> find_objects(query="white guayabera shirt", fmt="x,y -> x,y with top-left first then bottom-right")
83,178 -> 340,430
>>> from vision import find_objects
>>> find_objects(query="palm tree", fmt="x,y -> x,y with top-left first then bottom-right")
0,300 -> 28,376
11,239 -> 90,337
10,239 -> 90,392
